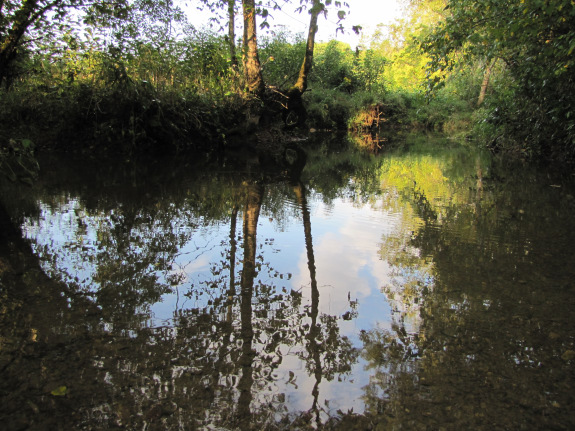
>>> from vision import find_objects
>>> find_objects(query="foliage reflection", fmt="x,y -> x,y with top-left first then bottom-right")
1,137 -> 574,429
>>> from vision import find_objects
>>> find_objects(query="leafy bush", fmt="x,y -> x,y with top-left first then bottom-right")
422,0 -> 575,161
260,32 -> 305,89
311,41 -> 356,91
0,27 -> 251,154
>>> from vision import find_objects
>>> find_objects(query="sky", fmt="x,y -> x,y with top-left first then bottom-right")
276,0 -> 405,47
190,0 -> 405,49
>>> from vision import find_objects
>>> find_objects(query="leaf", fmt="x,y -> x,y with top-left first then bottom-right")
20,177 -> 34,186
51,386 -> 68,396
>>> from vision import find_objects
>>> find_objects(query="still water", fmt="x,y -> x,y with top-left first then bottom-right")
1,134 -> 574,430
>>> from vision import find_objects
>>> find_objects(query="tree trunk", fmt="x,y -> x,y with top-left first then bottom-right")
227,204 -> 239,316
241,0 -> 264,95
292,0 -> 322,95
227,0 -> 239,71
0,29 -> 27,89
477,58 -> 496,107
0,0 -> 44,88
283,0 -> 322,126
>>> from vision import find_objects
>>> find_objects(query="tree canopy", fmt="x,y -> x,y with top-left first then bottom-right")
421,0 -> 575,158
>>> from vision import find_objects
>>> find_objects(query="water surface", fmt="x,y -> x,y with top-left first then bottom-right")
1,134 -> 574,430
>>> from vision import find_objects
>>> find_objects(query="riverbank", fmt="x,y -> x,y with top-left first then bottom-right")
2,76 -> 573,177
2,50 -> 453,155
0,81 -> 411,175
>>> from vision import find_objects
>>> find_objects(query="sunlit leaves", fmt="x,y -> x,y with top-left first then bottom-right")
420,0 -> 575,158
50,386 -> 68,396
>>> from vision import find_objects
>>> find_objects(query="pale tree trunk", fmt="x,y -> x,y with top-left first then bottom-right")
477,58 -> 496,107
291,0 -> 322,95
284,0 -> 322,126
242,0 -> 264,95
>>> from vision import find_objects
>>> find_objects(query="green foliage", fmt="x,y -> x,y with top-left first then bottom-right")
363,1 -> 446,93
422,0 -> 575,160
353,48 -> 388,93
347,1 -> 467,133
0,0 -> 136,88
289,40 -> 394,130
311,41 -> 356,91
260,31 -> 306,88
306,87 -> 355,129
11,0 -> 559,158
310,40 -> 388,95
411,66 -> 477,132
0,25 -> 249,154
1,0 -> 403,152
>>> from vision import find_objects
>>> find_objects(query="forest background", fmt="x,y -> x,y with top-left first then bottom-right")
1,0 -> 574,173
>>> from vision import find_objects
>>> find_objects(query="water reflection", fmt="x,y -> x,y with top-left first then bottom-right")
1,135 -> 574,429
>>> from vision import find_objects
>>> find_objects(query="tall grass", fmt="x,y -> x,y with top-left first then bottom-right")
0,31 -> 248,154
0,28 -> 480,156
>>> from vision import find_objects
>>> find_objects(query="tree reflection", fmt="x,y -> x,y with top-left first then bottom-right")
0,151 -> 362,429
0,201 -> 107,429
295,181 -> 322,425
290,181 -> 359,427
237,182 -> 263,428
358,151 -> 575,430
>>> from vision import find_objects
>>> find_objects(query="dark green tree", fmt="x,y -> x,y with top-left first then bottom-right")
421,0 -> 575,159
0,0 -> 131,88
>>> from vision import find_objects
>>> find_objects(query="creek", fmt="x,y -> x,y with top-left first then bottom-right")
1,133 -> 574,430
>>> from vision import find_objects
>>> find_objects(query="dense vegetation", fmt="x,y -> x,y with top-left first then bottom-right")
1,0 -> 574,164
2,2 -> 575,428
422,0 -> 575,161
